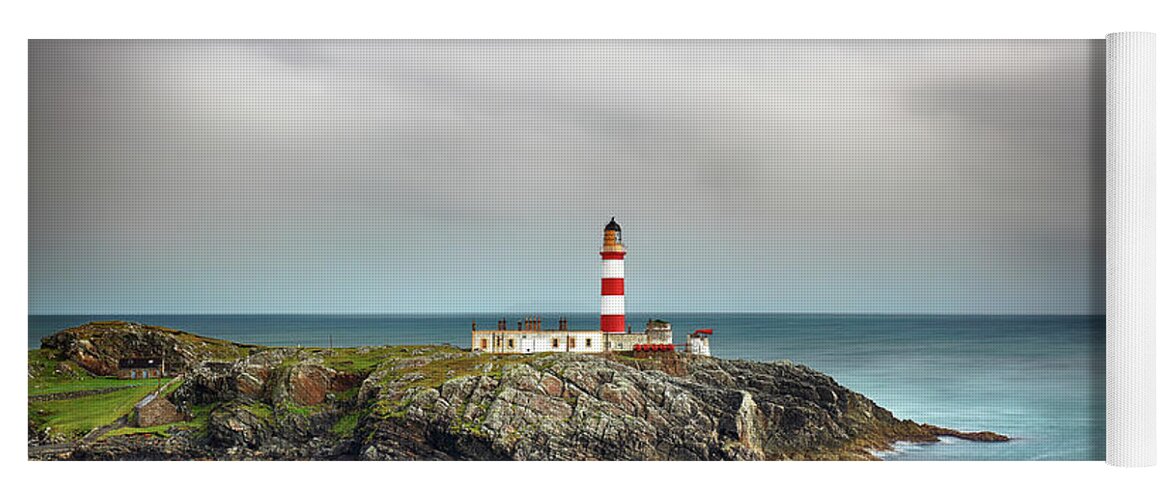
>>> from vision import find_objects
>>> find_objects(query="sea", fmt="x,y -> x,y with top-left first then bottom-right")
27,313 -> 1105,461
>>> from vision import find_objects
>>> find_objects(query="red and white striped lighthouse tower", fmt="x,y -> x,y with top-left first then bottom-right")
600,217 -> 627,334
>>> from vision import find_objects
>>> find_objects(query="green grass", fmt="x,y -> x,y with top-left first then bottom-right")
279,401 -> 319,417
375,351 -> 541,394
399,356 -> 486,389
335,386 -> 360,402
241,402 -> 274,421
28,348 -> 175,439
28,381 -> 171,438
27,349 -> 92,388
27,349 -> 63,377
321,347 -> 397,374
158,378 -> 184,398
102,422 -> 179,437
29,377 -> 160,396
330,411 -> 364,437
321,345 -> 463,375
372,398 -> 413,419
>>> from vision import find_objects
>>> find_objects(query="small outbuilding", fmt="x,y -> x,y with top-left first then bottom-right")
133,393 -> 185,428
687,329 -> 713,356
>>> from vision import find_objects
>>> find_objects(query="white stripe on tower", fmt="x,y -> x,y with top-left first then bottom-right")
601,260 -> 624,278
601,295 -> 625,315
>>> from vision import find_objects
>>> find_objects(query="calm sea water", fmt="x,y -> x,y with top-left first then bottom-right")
27,313 -> 1104,461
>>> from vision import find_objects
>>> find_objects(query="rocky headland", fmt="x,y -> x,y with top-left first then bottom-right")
29,321 -> 1008,460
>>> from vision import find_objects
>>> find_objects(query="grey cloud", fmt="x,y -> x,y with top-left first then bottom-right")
29,40 -> 1104,314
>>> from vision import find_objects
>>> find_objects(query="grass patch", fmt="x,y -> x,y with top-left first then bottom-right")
27,349 -> 64,378
158,378 -> 184,398
241,402 -> 274,421
450,418 -> 487,438
371,398 -> 413,419
29,382 -> 170,439
279,402 -> 319,417
330,411 -> 365,437
322,347 -> 397,375
335,386 -> 360,402
27,349 -> 109,394
400,356 -> 487,389
30,377 -> 162,397
390,352 -> 541,390
102,422 -> 179,438
322,345 -> 464,375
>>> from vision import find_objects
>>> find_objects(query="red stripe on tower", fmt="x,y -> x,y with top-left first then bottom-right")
600,315 -> 625,333
601,278 -> 625,295
600,217 -> 626,334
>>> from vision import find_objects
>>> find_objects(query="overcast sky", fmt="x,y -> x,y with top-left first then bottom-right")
29,40 -> 1104,315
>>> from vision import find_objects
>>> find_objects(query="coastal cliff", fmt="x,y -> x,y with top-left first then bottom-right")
29,321 -> 1007,460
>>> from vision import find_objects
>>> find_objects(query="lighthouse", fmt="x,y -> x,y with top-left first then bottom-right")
471,218 -> 711,355
600,217 -> 626,334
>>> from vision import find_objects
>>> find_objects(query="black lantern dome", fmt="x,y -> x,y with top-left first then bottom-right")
605,217 -> 622,232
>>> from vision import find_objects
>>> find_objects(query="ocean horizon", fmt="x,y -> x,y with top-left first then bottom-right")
28,313 -> 1105,461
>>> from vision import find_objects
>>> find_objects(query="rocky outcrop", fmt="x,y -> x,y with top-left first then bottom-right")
28,419 -> 53,447
350,352 -> 977,461
921,424 -> 1012,442
207,401 -> 275,449
33,329 -> 1008,461
40,321 -> 251,376
174,348 -> 358,407
157,347 -> 360,458
66,433 -> 208,461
